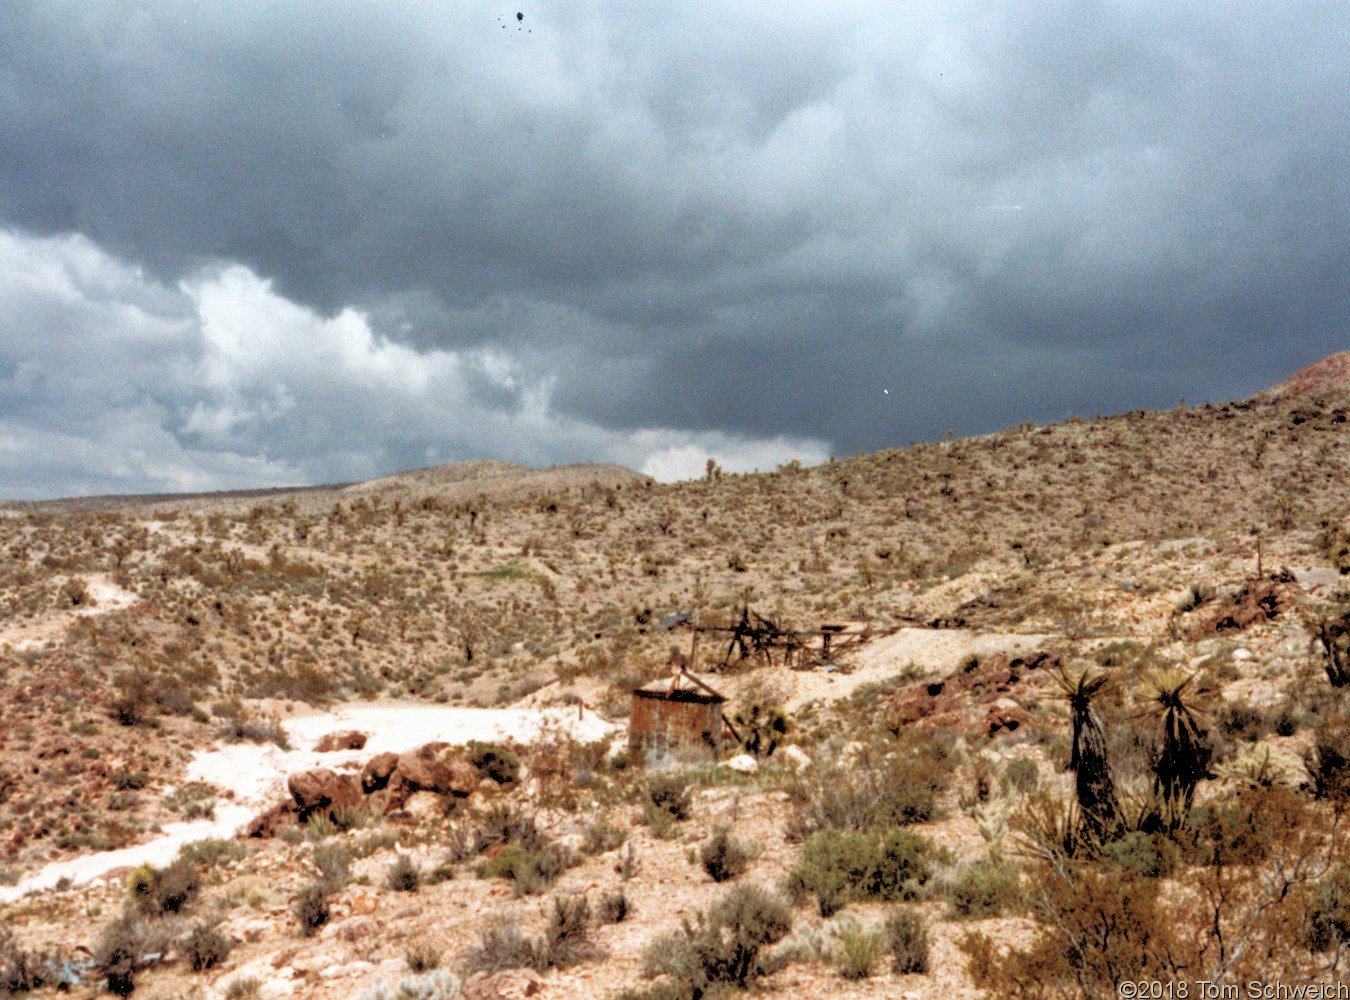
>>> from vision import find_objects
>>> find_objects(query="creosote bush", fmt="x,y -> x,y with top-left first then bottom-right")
700,826 -> 759,883
784,826 -> 941,917
944,859 -> 1021,919
386,853 -> 421,892
462,894 -> 602,973
638,884 -> 792,996
832,918 -> 884,979
182,920 -> 232,971
883,907 -> 929,974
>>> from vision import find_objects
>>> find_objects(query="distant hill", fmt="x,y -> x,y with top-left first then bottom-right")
1257,350 -> 1350,401
5,460 -> 650,512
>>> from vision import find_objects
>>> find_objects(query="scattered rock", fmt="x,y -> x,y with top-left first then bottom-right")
886,650 -> 1058,737
462,968 -> 544,999
361,751 -> 400,793
287,769 -> 361,819
1189,574 -> 1300,640
403,790 -> 448,822
777,744 -> 812,772
722,753 -> 759,774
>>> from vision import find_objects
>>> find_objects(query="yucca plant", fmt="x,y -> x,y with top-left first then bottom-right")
1054,666 -> 1119,838
1141,670 -> 1209,827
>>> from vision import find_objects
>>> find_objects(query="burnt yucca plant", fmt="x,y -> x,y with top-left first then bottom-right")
1141,671 -> 1210,823
1054,666 -> 1119,838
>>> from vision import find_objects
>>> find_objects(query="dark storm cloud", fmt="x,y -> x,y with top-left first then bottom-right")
1,1 -> 1349,495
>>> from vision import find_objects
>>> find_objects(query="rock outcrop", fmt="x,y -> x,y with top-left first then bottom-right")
245,742 -> 499,838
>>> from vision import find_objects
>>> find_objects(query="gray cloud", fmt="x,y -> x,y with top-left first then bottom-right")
0,1 -> 1348,496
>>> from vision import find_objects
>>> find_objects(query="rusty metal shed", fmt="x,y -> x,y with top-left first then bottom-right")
629,670 -> 738,761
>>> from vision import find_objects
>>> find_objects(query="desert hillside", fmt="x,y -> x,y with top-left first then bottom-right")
2,358 -> 1350,998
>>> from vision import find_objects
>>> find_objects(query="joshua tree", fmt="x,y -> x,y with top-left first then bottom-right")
1055,666 -> 1119,839
1142,670 -> 1210,826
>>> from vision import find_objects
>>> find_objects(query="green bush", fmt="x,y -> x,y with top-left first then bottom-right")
387,854 -> 421,892
1101,830 -> 1179,879
700,827 -> 759,883
182,921 -> 231,971
598,889 -> 634,924
461,895 -> 601,973
784,827 -> 939,916
177,837 -> 247,869
883,907 -> 929,974
582,817 -> 628,854
1306,722 -> 1350,804
1305,864 -> 1350,953
787,736 -> 950,837
832,919 -> 883,979
645,773 -> 695,822
641,884 -> 792,993
405,943 -> 442,973
127,857 -> 199,916
1002,758 -> 1040,795
295,881 -> 332,937
313,842 -> 353,886
476,842 -> 567,896
0,926 -> 58,993
466,741 -> 520,784
94,910 -> 168,998
944,860 -> 1020,919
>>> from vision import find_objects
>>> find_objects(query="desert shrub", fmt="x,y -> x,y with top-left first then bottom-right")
1215,701 -> 1265,742
462,895 -> 601,974
313,841 -> 352,886
783,827 -> 939,916
214,708 -> 291,749
471,805 -> 539,853
1305,721 -> 1350,804
1305,863 -> 1350,953
1100,829 -> 1179,878
223,976 -> 261,1000
331,803 -> 371,831
127,857 -> 199,916
832,918 -> 884,979
476,842 -> 568,896
177,836 -> 247,870
359,970 -> 461,1000
461,915 -> 546,974
1002,757 -> 1040,794
543,894 -> 602,969
645,772 -> 695,822
295,881 -> 332,936
387,854 -> 421,892
787,736 -> 950,837
110,671 -> 153,727
700,826 -> 759,883
0,926 -> 58,993
466,740 -> 520,784
94,910 -> 169,998
598,889 -> 634,924
405,943 -> 442,972
641,884 -> 792,993
111,768 -> 149,791
182,920 -> 231,971
882,907 -> 929,974
944,860 -> 1020,919
582,817 -> 628,855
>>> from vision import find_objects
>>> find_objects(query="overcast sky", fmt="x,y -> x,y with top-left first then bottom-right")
1,2 -> 1346,499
